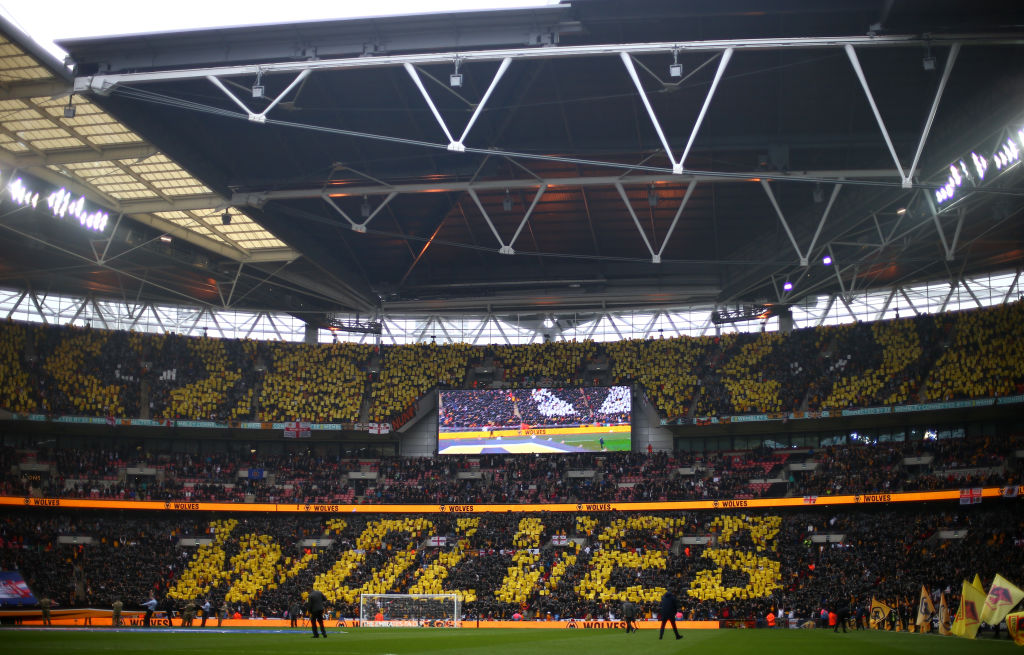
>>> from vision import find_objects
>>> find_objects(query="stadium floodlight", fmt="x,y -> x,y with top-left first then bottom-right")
252,70 -> 265,98
450,58 -> 463,87
361,196 -> 371,218
502,189 -> 513,212
360,593 -> 460,628
63,95 -> 75,119
783,280 -> 793,291
648,185 -> 658,207
822,254 -> 832,266
669,47 -> 682,78
221,211 -> 231,225
922,47 -> 936,71
543,317 -> 555,328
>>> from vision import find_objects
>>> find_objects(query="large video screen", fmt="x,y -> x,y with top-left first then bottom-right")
438,386 -> 631,455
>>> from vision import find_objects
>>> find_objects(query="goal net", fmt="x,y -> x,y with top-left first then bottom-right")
359,593 -> 461,628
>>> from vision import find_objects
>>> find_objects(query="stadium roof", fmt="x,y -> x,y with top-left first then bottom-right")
1,0 -> 1022,325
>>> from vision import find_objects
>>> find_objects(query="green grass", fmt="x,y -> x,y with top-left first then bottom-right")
559,435 -> 632,451
1,627 -> 1018,655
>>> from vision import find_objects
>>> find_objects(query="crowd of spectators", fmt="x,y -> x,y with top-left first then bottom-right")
368,342 -> 473,422
2,433 -> 1019,505
2,501 -> 1021,626
927,302 -> 1024,401
1,302 -> 1023,426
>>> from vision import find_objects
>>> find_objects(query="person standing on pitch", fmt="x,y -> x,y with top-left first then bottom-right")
201,598 -> 212,627
658,589 -> 683,640
307,588 -> 327,638
142,592 -> 158,627
622,599 -> 638,633
39,596 -> 53,626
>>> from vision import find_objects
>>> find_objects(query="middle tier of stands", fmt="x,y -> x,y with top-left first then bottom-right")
3,435 -> 1020,504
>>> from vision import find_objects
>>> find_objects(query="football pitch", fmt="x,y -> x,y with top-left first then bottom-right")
2,627 -> 1017,655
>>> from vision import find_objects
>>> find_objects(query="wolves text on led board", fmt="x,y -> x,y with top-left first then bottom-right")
438,386 -> 631,455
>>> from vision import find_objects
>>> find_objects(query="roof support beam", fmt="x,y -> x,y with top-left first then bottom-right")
615,182 -> 658,262
207,69 -> 311,124
761,180 -> 803,264
403,57 -> 512,152
961,277 -> 983,308
118,194 -> 227,213
620,52 -> 678,173
949,206 -> 967,256
323,191 -> 397,233
404,63 -> 459,148
4,290 -> 26,320
0,79 -> 71,100
97,212 -> 125,264
614,179 -> 699,263
805,183 -> 843,264
75,34 -> 1013,92
0,219 -> 231,309
845,44 -> 908,186
678,48 -> 732,172
876,287 -> 896,321
815,295 -> 835,326
621,49 -> 732,173
465,185 -> 548,255
90,296 -> 109,329
657,179 -> 698,261
905,44 -> 960,185
507,185 -> 547,252
246,169 -> 894,206
467,188 -> 512,253
1002,268 -> 1021,304
923,193 -> 953,260
901,287 -> 922,315
11,143 -> 158,168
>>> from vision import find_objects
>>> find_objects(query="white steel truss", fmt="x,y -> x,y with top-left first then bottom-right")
2,268 -> 1019,345
76,35 -> 1013,94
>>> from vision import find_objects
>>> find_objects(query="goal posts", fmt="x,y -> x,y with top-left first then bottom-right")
359,593 -> 461,628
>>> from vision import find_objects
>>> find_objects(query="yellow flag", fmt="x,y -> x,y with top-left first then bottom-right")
938,592 -> 952,636
952,580 -> 985,639
916,586 -> 935,629
972,574 -> 985,595
1007,611 -> 1024,646
980,574 -> 1024,626
870,597 -> 893,630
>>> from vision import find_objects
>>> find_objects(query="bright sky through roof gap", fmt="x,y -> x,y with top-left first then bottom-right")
0,0 -> 560,61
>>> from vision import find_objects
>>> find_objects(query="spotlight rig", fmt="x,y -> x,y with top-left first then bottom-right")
321,314 -> 382,335
711,304 -> 788,325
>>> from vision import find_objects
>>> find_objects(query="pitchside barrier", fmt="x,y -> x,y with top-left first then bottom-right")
1,486 -> 1018,514
0,615 -> 720,630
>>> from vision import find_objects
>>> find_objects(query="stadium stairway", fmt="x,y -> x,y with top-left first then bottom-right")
139,379 -> 150,419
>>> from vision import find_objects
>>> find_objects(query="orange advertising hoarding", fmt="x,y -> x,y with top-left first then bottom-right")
0,487 -> 1007,513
